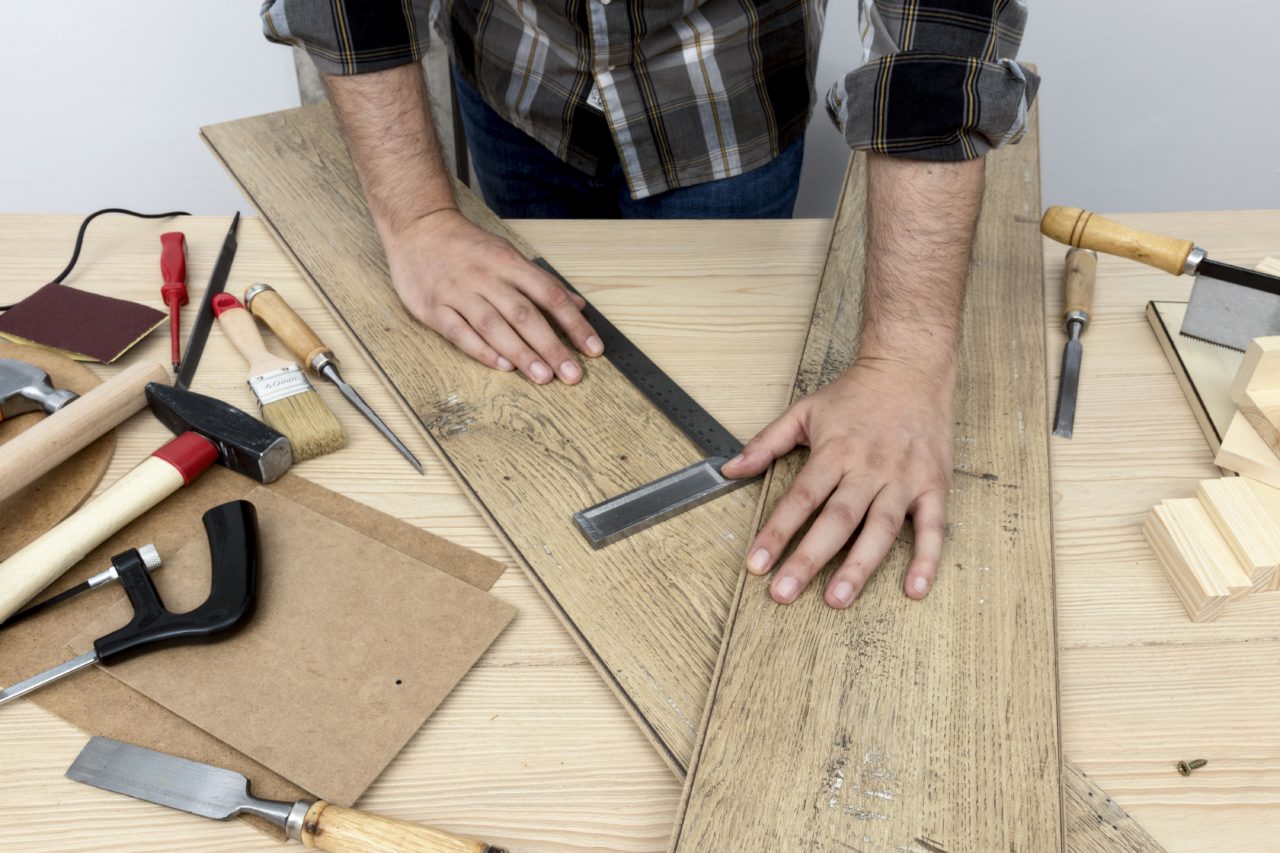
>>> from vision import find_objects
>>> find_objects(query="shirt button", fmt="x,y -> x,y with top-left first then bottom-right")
600,0 -> 611,5
606,64 -> 616,71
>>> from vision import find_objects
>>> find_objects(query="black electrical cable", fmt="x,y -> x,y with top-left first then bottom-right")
0,207 -> 190,311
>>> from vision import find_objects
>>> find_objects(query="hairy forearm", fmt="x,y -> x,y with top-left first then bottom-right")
324,64 -> 456,242
859,153 -> 985,380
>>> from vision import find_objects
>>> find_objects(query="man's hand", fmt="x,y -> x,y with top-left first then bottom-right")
722,356 -> 954,607
325,63 -> 601,383
723,152 -> 985,608
385,210 -> 602,384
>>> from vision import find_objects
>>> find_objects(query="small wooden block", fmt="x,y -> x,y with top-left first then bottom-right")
1196,478 -> 1280,590
1216,412 -> 1280,489
1144,499 -> 1250,621
1242,477 -> 1280,590
1229,336 -> 1280,406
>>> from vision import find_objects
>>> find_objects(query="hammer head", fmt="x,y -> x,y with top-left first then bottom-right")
0,358 -> 79,419
145,383 -> 291,483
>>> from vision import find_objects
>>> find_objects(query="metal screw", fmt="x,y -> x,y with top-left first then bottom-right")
1176,759 -> 1207,776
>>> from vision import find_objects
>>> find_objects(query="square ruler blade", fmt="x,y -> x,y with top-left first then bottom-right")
534,260 -> 758,547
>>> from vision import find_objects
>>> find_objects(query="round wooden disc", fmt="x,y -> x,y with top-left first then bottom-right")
0,341 -> 116,560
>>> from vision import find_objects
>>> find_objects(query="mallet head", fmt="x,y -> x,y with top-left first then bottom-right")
145,383 -> 291,483
0,358 -> 78,420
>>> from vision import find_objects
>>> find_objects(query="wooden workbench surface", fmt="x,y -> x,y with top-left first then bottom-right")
1,211 -> 1277,851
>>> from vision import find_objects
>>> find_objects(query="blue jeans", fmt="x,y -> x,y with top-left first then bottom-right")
452,72 -> 804,219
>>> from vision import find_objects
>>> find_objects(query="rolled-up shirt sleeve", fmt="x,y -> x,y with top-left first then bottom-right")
828,0 -> 1040,160
261,0 -> 431,76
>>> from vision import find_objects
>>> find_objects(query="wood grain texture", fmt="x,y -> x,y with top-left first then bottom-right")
1064,759 -> 1167,853
0,212 -> 1180,851
201,104 -> 760,771
1196,477 -> 1280,589
673,115 -> 1063,849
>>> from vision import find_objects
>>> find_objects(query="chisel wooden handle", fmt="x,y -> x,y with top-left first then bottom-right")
0,433 -> 216,622
297,801 -> 501,853
212,294 -> 292,376
1041,206 -> 1197,276
0,360 -> 169,504
1063,248 -> 1098,326
244,283 -> 334,373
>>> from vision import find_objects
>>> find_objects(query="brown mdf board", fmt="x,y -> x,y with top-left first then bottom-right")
201,104 -> 757,771
673,143 -> 1063,849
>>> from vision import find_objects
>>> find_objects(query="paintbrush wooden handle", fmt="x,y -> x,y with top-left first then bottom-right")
1063,248 -> 1098,325
0,360 -> 169,503
1041,206 -> 1197,276
297,801 -> 502,853
212,294 -> 290,376
244,283 -> 334,373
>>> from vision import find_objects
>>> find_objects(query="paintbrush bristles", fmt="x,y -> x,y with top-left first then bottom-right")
261,390 -> 346,462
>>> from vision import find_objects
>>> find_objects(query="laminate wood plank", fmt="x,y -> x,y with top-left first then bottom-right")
673,109 -> 1063,850
200,104 -> 767,771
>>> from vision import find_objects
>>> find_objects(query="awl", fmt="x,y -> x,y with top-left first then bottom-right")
1052,248 -> 1097,438
1042,206 -> 1280,351
67,736 -> 508,852
244,282 -> 423,473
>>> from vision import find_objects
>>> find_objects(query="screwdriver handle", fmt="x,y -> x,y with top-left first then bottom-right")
296,801 -> 502,853
1063,248 -> 1098,328
244,283 -> 335,373
1041,206 -> 1198,277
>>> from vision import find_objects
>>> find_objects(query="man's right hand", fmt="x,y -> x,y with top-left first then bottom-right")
385,209 -> 603,384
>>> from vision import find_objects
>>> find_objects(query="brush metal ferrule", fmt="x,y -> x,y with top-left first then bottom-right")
247,365 -> 314,406
1184,246 -> 1207,276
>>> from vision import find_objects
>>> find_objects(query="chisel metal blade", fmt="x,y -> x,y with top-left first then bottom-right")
319,364 -> 423,473
66,737 -> 293,825
1052,337 -> 1083,438
574,457 -> 757,548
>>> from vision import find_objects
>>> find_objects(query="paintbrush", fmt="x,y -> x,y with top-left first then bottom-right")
211,293 -> 344,462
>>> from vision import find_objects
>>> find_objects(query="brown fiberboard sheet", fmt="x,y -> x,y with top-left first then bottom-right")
202,103 -> 1162,852
67,487 -> 515,806
0,468 -> 505,838
672,133 -> 1063,847
201,104 -> 758,771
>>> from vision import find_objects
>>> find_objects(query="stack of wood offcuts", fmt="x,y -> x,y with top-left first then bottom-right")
1145,336 -> 1280,621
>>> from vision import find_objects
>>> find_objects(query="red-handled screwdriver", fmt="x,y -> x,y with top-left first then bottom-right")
160,232 -> 188,372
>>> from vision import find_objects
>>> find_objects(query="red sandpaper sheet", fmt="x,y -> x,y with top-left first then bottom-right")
0,282 -> 166,363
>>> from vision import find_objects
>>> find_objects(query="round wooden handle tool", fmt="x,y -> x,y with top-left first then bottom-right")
297,801 -> 500,853
244,284 -> 335,373
1041,206 -> 1197,276
212,294 -> 291,377
1063,248 -> 1098,324
0,360 -> 169,504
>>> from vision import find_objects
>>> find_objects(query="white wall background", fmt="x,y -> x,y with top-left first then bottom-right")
3,2 -> 1278,217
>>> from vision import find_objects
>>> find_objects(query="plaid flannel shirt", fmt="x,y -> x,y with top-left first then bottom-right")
263,1 -> 1038,199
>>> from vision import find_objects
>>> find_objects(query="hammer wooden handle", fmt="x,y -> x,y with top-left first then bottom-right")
1041,206 -> 1197,276
245,285 -> 334,372
0,361 -> 169,504
0,433 -> 215,622
298,801 -> 499,853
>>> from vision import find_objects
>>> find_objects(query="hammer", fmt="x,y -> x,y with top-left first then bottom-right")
0,384 -> 291,622
0,358 -> 170,503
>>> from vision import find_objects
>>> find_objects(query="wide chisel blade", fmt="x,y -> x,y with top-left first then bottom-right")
1052,337 -> 1083,438
66,737 -> 290,824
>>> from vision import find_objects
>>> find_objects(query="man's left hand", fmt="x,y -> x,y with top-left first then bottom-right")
721,356 -> 956,608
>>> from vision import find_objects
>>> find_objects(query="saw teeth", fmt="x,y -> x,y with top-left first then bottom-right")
1176,330 -> 1245,353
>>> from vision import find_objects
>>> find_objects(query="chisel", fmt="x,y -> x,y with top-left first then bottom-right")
1042,206 -> 1280,351
243,282 -> 423,473
67,737 -> 508,852
1052,248 -> 1097,438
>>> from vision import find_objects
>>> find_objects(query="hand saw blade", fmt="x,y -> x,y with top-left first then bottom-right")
1179,260 -> 1280,352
